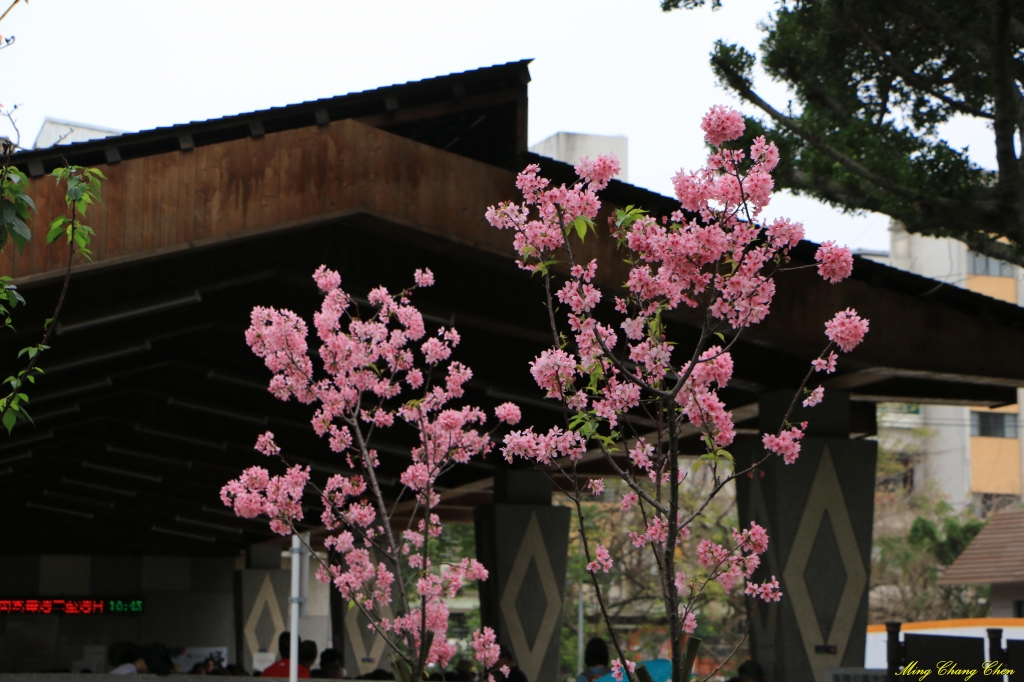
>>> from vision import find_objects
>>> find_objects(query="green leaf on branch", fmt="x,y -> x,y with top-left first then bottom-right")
47,217 -> 69,243
3,409 -> 17,434
614,205 -> 648,230
10,219 -> 30,246
570,216 -> 595,242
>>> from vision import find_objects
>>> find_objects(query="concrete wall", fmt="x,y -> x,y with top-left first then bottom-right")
529,132 -> 629,182
0,554 -> 236,673
990,582 -> 1024,617
888,223 -> 1024,511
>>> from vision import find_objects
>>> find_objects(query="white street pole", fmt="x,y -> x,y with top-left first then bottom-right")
290,533 -> 302,682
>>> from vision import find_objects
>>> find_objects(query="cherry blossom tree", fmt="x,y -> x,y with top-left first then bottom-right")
484,104 -> 867,682
224,105 -> 868,682
223,266 -> 510,681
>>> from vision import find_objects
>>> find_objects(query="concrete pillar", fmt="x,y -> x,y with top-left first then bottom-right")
475,470 -> 571,682
736,391 -> 876,682
339,595 -> 395,677
237,546 -> 290,673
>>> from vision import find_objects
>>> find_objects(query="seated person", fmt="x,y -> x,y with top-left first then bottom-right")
261,633 -> 311,679
577,639 -> 611,682
314,648 -> 344,679
726,660 -> 763,682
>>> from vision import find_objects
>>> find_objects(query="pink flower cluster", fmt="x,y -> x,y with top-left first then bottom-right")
825,308 -> 870,352
692,522 -> 779,600
610,659 -> 637,682
220,463 -> 310,536
501,426 -> 586,465
373,557 -> 489,668
235,266 -> 513,673
815,241 -> 854,284
586,544 -> 614,573
472,627 -> 500,670
762,425 -> 805,465
700,105 -> 746,147
803,386 -> 825,408
485,157 -> 612,272
677,346 -> 737,448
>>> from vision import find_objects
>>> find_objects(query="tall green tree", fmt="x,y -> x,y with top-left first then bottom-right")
665,0 -> 1024,265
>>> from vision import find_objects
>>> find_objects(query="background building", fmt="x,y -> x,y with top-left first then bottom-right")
869,224 -> 1024,514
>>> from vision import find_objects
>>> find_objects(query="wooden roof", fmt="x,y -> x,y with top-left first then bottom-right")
3,62 -> 1024,554
938,509 -> 1024,585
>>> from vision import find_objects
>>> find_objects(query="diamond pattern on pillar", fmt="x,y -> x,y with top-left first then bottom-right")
500,512 -> 562,682
782,447 -> 867,682
244,573 -> 286,660
803,510 -> 847,642
347,601 -> 394,676
747,474 -> 780,670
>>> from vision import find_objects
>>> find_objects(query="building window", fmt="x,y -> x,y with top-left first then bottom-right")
970,411 -> 1019,438
1016,600 -> 1024,618
967,251 -> 1015,277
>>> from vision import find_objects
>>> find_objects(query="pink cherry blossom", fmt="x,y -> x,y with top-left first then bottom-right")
313,265 -> 341,292
825,308 -> 869,352
733,522 -> 769,554
682,610 -> 698,634
255,431 -> 280,456
575,155 -> 621,191
529,349 -> 576,398
674,570 -> 687,593
473,628 -> 500,669
812,351 -> 838,373
701,105 -> 746,147
762,426 -> 805,465
745,575 -> 783,602
802,386 -> 825,408
610,659 -> 636,682
586,544 -> 614,573
815,241 -> 854,284
586,478 -> 606,496
414,268 -> 435,288
495,402 -> 521,425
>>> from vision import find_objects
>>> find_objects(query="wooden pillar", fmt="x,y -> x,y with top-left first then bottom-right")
475,470 -> 571,682
736,391 -> 877,682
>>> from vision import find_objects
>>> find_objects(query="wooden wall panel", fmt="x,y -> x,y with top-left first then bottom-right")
176,151 -> 196,244
28,174 -> 61,278
3,118 -> 519,283
123,157 -> 145,256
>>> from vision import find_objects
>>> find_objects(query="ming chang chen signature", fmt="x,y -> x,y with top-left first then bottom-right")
897,661 -> 1016,681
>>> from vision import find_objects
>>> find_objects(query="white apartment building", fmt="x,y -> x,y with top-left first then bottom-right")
870,224 -> 1024,513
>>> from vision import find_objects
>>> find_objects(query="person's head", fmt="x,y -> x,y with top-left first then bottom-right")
320,649 -> 344,678
109,642 -> 141,668
279,631 -> 292,660
737,660 -> 763,682
300,640 -> 319,669
584,638 -> 609,668
140,643 -> 173,676
191,662 -> 208,675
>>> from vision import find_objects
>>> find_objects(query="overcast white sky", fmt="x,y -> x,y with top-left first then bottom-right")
0,0 -> 995,251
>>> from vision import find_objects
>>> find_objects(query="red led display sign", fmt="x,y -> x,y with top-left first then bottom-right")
0,598 -> 143,614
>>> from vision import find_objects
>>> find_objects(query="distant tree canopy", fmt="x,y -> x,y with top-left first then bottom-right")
909,515 -> 985,567
664,0 -> 1024,266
